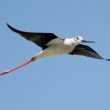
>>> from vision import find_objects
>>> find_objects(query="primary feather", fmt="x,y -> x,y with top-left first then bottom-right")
7,24 -> 58,49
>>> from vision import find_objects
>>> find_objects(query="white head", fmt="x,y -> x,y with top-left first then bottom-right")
72,36 -> 83,44
64,36 -> 94,46
72,36 -> 95,46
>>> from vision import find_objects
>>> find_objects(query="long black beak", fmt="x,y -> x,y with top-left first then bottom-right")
82,40 -> 95,43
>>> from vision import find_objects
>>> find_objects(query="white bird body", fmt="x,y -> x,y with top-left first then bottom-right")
33,38 -> 75,60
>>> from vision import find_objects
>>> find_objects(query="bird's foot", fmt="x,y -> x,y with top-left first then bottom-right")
30,56 -> 38,62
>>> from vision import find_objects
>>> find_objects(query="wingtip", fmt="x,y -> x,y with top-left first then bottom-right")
6,23 -> 15,31
106,59 -> 110,61
6,22 -> 9,26
6,23 -> 11,28
6,23 -> 22,34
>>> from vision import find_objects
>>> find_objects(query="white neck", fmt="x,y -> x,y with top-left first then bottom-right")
64,38 -> 79,47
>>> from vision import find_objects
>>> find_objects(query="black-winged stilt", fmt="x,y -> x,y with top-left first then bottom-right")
0,24 -> 109,76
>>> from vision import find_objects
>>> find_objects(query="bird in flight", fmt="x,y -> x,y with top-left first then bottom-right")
0,24 -> 109,76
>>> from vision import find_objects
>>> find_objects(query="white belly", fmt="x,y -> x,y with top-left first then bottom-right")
35,44 -> 74,59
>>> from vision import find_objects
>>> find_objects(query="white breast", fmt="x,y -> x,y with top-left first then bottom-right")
35,41 -> 74,59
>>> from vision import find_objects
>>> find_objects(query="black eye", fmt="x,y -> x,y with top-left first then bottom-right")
76,37 -> 79,40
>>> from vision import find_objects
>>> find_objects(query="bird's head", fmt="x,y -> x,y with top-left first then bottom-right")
72,36 -> 94,46
65,36 -> 94,46
64,36 -> 94,46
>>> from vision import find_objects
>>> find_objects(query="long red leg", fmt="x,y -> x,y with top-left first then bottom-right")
0,58 -> 34,76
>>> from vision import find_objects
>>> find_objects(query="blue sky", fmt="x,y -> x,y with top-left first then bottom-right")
0,0 -> 110,110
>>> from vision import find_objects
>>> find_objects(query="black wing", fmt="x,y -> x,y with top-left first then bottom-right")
7,24 -> 59,49
69,44 -> 106,60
